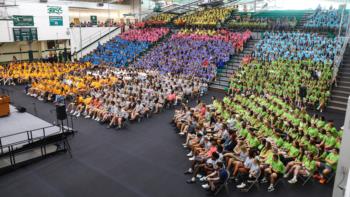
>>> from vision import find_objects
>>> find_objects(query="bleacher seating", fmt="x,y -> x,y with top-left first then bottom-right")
226,10 -> 306,31
304,8 -> 348,30
132,29 -> 251,80
174,7 -> 234,27
81,28 -> 169,67
145,13 -> 178,26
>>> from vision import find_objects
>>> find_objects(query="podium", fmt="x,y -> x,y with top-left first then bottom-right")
0,95 -> 10,117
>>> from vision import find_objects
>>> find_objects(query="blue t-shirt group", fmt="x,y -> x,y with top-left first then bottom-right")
304,8 -> 348,29
253,32 -> 343,64
81,37 -> 150,67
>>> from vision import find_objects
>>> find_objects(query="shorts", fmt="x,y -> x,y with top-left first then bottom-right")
319,162 -> 333,172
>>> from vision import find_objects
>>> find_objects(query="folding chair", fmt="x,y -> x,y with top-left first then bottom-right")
241,170 -> 261,192
214,170 -> 231,196
298,170 -> 315,186
273,176 -> 284,189
326,171 -> 336,183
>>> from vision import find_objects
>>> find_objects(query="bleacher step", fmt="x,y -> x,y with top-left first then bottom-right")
327,105 -> 346,112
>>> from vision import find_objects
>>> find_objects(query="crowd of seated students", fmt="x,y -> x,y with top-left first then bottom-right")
0,62 -> 92,86
228,59 -> 332,111
70,21 -> 120,28
173,91 -> 341,193
227,16 -> 297,31
304,7 -> 348,30
81,28 -> 169,67
174,8 -> 234,27
62,67 -> 207,128
132,29 -> 251,81
253,32 -> 343,64
1,61 -> 208,127
119,27 -> 169,42
172,28 -> 252,52
226,31 -> 343,111
144,13 -> 177,26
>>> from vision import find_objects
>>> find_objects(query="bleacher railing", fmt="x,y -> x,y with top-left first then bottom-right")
332,30 -> 350,85
80,27 -> 119,49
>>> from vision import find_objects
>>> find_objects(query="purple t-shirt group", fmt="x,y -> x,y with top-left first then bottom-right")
132,31 -> 250,80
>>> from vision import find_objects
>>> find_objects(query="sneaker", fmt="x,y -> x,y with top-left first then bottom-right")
260,177 -> 268,183
288,178 -> 297,184
196,174 -> 203,179
267,185 -> 275,192
283,173 -> 289,178
189,156 -> 195,161
184,168 -> 193,174
186,177 -> 195,184
236,183 -> 246,189
200,177 -> 207,182
76,113 -> 81,117
85,115 -> 91,119
187,152 -> 193,157
201,183 -> 210,189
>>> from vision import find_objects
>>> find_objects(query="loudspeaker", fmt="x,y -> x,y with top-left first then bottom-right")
56,104 -> 67,120
16,106 -> 26,113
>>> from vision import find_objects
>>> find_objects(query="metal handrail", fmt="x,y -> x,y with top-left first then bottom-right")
162,0 -> 200,13
81,27 -> 119,48
332,35 -> 350,84
0,125 -> 56,139
0,125 -> 63,153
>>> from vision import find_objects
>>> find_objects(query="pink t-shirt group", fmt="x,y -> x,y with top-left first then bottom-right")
119,28 -> 170,43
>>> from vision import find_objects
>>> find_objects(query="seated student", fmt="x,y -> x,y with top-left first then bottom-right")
261,154 -> 285,192
67,95 -> 83,114
231,149 -> 256,178
130,100 -> 144,121
278,140 -> 302,165
259,141 -> 273,163
108,104 -> 125,129
200,161 -> 228,192
166,90 -> 176,107
186,151 -> 220,184
284,152 -> 316,184
236,157 -> 261,189
315,148 -> 339,184
154,95 -> 165,113
226,146 -> 248,174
